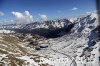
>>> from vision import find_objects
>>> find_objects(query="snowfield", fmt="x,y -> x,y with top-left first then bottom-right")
0,29 -> 14,34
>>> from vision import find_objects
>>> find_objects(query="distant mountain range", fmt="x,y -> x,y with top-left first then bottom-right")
0,12 -> 98,38
0,18 -> 72,29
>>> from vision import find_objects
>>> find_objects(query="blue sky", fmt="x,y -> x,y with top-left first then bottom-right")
0,0 -> 96,21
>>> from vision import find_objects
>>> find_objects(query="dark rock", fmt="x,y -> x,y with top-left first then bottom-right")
29,41 -> 38,46
35,47 -> 41,50
39,45 -> 48,48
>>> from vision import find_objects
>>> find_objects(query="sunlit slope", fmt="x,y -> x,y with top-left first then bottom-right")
0,34 -> 28,54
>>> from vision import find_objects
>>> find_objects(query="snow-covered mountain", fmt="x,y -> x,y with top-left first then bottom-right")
33,12 -> 99,66
0,24 -> 22,29
22,19 -> 72,29
0,18 -> 73,30
0,13 -> 99,66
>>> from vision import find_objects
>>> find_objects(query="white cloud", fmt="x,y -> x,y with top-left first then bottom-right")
39,14 -> 47,22
86,10 -> 97,14
72,7 -> 78,10
86,12 -> 91,14
12,11 -> 34,24
0,20 -> 15,25
0,11 -> 4,16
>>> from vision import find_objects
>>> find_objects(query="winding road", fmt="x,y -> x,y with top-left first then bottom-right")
48,40 -> 77,66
